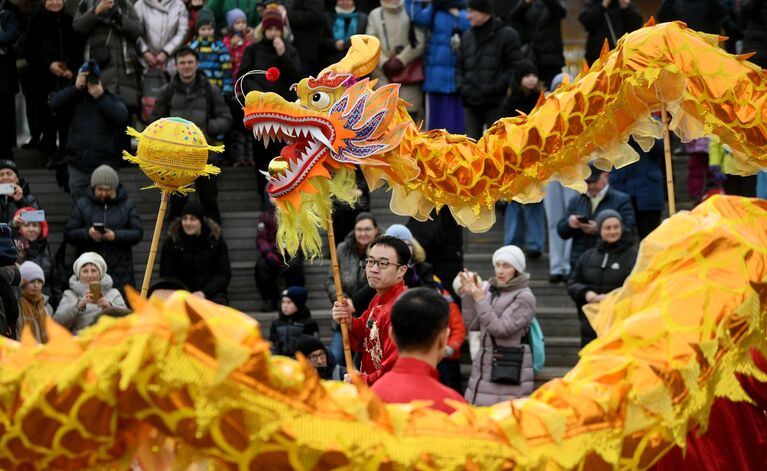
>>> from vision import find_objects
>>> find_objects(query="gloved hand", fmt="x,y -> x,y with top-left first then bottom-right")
265,251 -> 284,269
382,56 -> 405,80
709,165 -> 727,184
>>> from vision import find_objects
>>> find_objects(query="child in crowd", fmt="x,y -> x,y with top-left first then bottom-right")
223,8 -> 254,79
189,8 -> 234,95
294,334 -> 346,380
268,286 -> 319,357
17,261 -> 53,344
13,207 -> 55,301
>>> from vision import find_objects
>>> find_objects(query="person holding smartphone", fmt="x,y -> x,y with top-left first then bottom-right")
0,160 -> 42,229
54,252 -> 127,333
13,207 -> 56,303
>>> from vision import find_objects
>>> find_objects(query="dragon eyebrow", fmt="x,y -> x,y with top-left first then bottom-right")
308,72 -> 354,89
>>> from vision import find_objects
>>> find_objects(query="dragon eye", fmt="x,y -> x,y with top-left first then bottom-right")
309,91 -> 331,109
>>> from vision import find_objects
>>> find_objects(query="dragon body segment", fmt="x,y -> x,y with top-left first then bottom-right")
244,23 -> 767,258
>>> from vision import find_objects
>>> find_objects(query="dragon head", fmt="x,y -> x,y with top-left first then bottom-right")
242,36 -> 415,257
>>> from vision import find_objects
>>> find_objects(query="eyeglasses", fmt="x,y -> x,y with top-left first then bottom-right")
365,258 -> 401,270
308,351 -> 327,362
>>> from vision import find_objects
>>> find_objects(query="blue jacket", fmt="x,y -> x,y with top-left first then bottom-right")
609,140 -> 665,212
406,0 -> 470,94
556,186 -> 636,267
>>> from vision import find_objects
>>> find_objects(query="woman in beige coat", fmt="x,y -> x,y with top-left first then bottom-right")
365,0 -> 425,122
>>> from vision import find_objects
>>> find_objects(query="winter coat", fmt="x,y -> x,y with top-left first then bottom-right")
656,0 -> 728,34
207,0 -> 260,32
23,6 -> 84,94
0,1 -> 20,95
134,0 -> 188,57
64,185 -> 143,291
556,186 -> 636,267
238,36 -> 303,99
498,82 -> 542,119
609,140 -> 665,212
49,85 -> 129,172
456,17 -> 523,107
578,0 -> 643,65
406,0 -> 470,94
462,275 -> 536,406
508,0 -> 565,69
321,9 -> 368,65
160,218 -> 231,305
17,293 -> 53,343
268,307 -> 319,356
0,180 -> 41,226
0,265 -> 19,339
223,29 -> 254,78
73,0 -> 143,109
150,71 -> 233,141
739,0 -> 767,68
54,274 -> 126,333
325,229 -> 368,304
285,0 -> 326,70
567,238 -> 637,318
188,35 -> 234,94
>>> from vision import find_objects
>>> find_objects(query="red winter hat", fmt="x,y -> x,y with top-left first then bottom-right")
261,5 -> 284,31
14,207 -> 48,239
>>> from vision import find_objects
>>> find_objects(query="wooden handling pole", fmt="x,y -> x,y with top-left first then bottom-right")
326,215 -> 355,370
140,190 -> 170,298
661,103 -> 677,216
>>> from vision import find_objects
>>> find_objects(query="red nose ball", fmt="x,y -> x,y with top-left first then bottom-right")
266,67 -> 280,82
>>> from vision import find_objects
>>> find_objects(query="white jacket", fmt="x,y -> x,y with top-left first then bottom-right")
134,0 -> 189,56
54,274 -> 127,334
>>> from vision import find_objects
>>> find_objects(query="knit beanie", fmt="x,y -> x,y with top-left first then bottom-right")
0,159 -> 19,178
467,0 -> 492,14
90,164 -> 119,189
294,334 -> 326,357
515,60 -> 538,79
226,8 -> 246,28
20,261 -> 45,284
261,5 -> 284,31
282,286 -> 308,311
14,207 -> 49,239
196,8 -> 216,31
73,252 -> 108,280
492,245 -> 526,273
181,201 -> 205,222
384,224 -> 413,242
596,209 -> 623,233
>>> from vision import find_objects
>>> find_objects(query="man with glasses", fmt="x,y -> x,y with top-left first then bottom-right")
331,235 -> 410,385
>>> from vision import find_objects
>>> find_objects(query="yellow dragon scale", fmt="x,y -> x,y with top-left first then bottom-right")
0,196 -> 766,469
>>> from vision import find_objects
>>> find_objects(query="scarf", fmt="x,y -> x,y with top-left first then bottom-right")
489,272 -> 530,297
20,290 -> 48,343
333,10 -> 358,42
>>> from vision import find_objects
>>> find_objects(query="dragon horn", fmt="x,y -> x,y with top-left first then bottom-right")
321,35 -> 381,79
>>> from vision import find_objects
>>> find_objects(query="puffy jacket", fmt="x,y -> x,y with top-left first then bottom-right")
656,0 -> 728,34
609,140 -> 665,212
578,0 -> 643,65
64,185 -> 143,291
456,17 -> 523,107
23,6 -> 84,94
406,0 -> 470,94
134,0 -> 188,57
49,85 -> 129,172
285,0 -> 326,71
268,307 -> 320,356
188,35 -> 234,94
325,229 -> 368,304
160,218 -> 231,305
462,275 -> 536,406
556,186 -> 636,267
238,37 -> 304,99
150,71 -> 233,141
508,0 -> 565,68
321,10 -> 369,66
0,2 -> 20,96
73,0 -> 143,109
54,274 -> 126,333
0,180 -> 41,226
739,0 -> 767,67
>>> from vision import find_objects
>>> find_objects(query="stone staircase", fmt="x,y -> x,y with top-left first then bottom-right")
15,146 -> 694,389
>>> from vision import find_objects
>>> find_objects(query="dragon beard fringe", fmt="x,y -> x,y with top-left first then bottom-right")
276,166 -> 358,259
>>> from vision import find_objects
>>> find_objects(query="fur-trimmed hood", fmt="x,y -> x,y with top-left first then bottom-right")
167,217 -> 222,243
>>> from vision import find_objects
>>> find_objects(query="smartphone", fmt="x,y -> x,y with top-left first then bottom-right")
576,215 -> 590,223
0,183 -> 14,196
89,281 -> 102,301
92,222 -> 106,234
21,210 -> 45,223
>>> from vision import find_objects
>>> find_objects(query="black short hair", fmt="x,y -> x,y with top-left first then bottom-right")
391,288 -> 449,352
370,235 -> 411,266
174,46 -> 198,62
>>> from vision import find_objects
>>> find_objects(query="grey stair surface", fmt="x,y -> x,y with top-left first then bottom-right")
15,144 -> 694,391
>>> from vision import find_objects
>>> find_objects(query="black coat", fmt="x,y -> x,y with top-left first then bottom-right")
321,10 -> 369,66
739,0 -> 767,67
567,238 -> 637,312
556,186 -> 636,267
160,218 -> 231,305
0,179 -> 41,226
0,1 -> 20,95
64,185 -> 143,291
457,17 -> 523,107
578,0 -> 643,65
656,0 -> 728,34
508,0 -> 566,68
238,39 -> 303,99
24,6 -> 84,93
49,86 -> 129,172
285,0 -> 326,70
268,307 -> 319,356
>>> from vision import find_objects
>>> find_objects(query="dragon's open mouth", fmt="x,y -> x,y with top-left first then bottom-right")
248,114 -> 336,197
